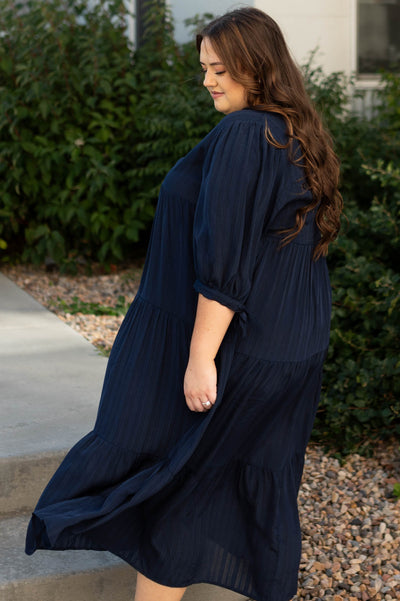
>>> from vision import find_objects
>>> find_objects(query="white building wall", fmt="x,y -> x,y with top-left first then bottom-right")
170,0 -> 357,77
170,0 -> 253,44
254,0 -> 355,76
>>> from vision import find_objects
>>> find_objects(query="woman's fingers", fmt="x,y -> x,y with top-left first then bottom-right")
183,357 -> 217,412
185,396 -> 214,412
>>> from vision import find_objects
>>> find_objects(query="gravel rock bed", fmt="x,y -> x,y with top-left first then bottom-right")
3,264 -> 400,601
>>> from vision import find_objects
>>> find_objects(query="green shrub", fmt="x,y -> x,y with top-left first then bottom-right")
126,6 -> 219,217
0,0 -> 217,266
304,60 -> 400,453
0,0 -> 145,265
317,190 -> 400,454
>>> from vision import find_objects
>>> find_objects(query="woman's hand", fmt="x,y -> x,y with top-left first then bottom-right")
184,294 -> 234,412
184,354 -> 217,412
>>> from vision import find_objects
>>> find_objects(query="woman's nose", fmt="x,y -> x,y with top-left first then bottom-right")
203,70 -> 216,88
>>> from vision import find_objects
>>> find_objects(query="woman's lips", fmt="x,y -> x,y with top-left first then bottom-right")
211,92 -> 224,99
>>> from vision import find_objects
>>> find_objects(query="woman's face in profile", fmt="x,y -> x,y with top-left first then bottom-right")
200,37 -> 248,115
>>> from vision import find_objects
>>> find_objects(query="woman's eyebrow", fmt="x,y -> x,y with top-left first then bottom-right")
199,61 -> 225,66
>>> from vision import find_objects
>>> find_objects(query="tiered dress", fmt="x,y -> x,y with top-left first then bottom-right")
26,109 -> 331,601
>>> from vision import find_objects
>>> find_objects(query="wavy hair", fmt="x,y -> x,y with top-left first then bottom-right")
197,8 -> 343,259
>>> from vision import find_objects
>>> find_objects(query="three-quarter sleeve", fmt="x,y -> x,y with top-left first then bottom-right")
193,117 -> 277,320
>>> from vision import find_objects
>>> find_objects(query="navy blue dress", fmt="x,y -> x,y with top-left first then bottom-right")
26,109 -> 331,601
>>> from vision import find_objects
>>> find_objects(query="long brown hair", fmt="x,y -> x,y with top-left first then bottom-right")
197,8 -> 343,259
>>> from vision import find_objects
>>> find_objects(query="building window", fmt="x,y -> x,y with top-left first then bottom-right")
135,0 -> 166,48
358,0 -> 400,75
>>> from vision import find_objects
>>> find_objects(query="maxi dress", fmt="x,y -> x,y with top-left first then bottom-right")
26,109 -> 332,601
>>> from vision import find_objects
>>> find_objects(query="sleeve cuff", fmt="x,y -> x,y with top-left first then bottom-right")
193,279 -> 246,314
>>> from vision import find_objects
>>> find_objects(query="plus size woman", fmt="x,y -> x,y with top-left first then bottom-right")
26,8 -> 343,601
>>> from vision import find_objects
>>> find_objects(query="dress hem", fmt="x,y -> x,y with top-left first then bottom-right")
28,539 -> 298,601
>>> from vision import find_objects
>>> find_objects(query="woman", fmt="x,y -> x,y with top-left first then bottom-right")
26,8 -> 343,601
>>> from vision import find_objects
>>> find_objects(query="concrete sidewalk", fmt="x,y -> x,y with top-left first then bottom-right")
0,272 -> 246,601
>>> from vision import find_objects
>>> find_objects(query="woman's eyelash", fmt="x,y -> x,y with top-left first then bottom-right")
200,69 -> 226,75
